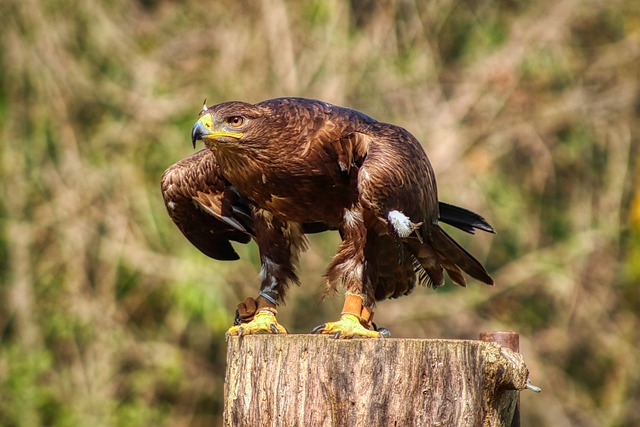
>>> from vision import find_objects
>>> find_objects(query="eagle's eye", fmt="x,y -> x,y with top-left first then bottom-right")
226,116 -> 244,127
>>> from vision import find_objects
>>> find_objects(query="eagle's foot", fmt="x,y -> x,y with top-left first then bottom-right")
226,308 -> 287,336
311,314 -> 384,339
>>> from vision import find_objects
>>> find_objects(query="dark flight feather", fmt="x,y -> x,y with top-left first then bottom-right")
438,202 -> 495,235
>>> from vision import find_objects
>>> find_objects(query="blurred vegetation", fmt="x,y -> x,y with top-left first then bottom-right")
1,0 -> 639,425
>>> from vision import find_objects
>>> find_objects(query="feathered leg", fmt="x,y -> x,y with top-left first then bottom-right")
227,209 -> 306,336
312,205 -> 386,338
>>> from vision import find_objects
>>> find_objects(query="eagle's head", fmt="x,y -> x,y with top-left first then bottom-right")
191,101 -> 268,150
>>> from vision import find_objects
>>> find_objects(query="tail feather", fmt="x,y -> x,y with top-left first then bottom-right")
438,202 -> 495,235
442,263 -> 467,287
412,253 -> 446,289
425,266 -> 445,288
428,224 -> 494,286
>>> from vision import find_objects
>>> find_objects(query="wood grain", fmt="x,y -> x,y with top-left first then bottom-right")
224,335 -> 529,426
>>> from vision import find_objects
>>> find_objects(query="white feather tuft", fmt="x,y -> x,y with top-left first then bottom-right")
387,210 -> 419,238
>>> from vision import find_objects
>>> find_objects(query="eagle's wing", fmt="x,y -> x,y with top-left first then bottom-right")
351,124 -> 493,294
161,149 -> 252,261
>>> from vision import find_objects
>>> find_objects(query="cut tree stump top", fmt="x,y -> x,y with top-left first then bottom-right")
224,335 -> 530,427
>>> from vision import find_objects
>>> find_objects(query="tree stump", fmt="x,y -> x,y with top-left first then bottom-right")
224,335 -> 531,426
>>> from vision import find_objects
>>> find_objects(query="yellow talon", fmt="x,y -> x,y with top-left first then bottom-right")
312,314 -> 383,338
226,309 -> 288,336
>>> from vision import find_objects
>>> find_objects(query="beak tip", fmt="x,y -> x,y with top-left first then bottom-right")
191,120 -> 204,149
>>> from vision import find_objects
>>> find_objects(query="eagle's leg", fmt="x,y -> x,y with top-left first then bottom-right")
312,293 -> 384,338
226,209 -> 305,336
226,294 -> 286,336
313,205 -> 385,338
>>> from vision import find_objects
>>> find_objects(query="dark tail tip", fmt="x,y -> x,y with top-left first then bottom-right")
430,224 -> 494,286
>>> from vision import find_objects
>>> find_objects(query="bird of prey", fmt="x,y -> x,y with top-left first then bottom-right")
162,97 -> 494,338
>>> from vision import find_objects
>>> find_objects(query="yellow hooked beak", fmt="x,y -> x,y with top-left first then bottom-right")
191,114 -> 243,148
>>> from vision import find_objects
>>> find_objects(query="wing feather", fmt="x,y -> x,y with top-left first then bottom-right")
353,123 -> 493,297
161,149 -> 252,261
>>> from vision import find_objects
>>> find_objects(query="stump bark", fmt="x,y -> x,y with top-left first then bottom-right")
224,335 -> 530,426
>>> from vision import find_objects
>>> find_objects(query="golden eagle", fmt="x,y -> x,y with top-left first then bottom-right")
162,98 -> 494,338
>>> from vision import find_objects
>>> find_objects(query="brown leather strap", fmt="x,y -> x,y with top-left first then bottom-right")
235,294 -> 278,325
236,297 -> 258,322
341,293 -> 363,317
360,305 -> 375,328
341,294 -> 375,328
257,294 -> 277,310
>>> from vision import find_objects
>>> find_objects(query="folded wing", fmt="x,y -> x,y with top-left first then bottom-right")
161,149 -> 252,261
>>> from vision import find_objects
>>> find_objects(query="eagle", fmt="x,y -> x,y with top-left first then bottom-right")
161,97 -> 494,338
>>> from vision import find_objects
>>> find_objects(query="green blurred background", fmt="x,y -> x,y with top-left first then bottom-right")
1,0 -> 639,425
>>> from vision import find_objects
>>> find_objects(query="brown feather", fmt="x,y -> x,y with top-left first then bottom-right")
161,149 -> 251,261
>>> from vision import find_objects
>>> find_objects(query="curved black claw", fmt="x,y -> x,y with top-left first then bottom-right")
311,323 -> 326,334
372,322 -> 391,338
270,324 -> 280,334
376,327 -> 391,338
